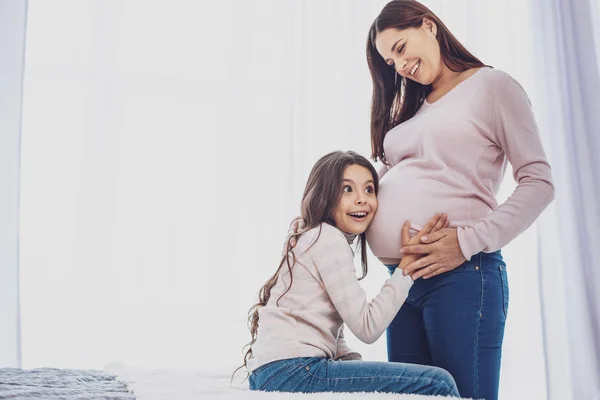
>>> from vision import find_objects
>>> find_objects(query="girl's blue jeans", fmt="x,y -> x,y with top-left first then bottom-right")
249,356 -> 460,396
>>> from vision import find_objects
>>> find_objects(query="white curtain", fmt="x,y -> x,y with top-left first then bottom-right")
18,1 -> 598,399
0,0 -> 28,369
532,0 -> 600,399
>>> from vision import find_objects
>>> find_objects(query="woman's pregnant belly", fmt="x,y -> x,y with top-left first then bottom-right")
366,164 -> 494,263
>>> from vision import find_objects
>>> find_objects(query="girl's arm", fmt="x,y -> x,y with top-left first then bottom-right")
310,215 -> 446,344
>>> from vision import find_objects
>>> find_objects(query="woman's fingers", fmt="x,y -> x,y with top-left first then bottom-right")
428,214 -> 444,234
432,214 -> 447,232
402,213 -> 449,249
423,213 -> 447,236
415,263 -> 446,280
420,213 -> 441,235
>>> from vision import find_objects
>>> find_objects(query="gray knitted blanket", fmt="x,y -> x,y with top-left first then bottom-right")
0,368 -> 135,399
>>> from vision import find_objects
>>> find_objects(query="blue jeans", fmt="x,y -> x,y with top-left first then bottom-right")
386,250 -> 508,400
249,357 -> 460,396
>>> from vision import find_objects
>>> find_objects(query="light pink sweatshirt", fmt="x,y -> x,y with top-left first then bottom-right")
247,223 -> 413,372
366,68 -> 555,264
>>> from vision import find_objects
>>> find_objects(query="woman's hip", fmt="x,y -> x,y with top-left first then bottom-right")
386,250 -> 508,312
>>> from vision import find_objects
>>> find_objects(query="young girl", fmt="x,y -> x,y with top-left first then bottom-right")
237,150 -> 460,396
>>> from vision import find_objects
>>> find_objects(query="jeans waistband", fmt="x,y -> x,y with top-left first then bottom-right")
386,249 -> 503,274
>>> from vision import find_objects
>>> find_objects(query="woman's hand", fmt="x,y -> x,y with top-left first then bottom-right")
398,213 -> 448,272
400,228 -> 466,280
401,213 -> 448,247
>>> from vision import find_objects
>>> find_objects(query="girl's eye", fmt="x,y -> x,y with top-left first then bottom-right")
343,185 -> 352,193
398,44 -> 406,54
366,186 -> 375,194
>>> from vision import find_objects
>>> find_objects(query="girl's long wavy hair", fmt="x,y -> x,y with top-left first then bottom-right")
367,0 -> 486,163
233,151 -> 379,380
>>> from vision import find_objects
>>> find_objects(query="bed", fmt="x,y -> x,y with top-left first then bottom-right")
0,363 -> 462,399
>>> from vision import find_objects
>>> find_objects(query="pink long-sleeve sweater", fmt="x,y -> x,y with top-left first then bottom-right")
247,223 -> 413,372
366,68 -> 555,264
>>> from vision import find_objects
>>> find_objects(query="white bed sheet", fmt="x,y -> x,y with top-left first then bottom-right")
104,363 -> 465,400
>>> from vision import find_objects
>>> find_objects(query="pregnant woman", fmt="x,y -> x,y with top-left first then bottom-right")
364,1 -> 555,399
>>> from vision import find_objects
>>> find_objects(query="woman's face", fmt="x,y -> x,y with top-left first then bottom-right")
375,18 -> 443,85
331,164 -> 378,235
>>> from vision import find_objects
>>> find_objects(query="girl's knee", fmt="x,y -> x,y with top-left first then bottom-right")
430,367 -> 460,396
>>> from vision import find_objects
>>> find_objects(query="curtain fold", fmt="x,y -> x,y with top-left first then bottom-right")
0,0 -> 28,368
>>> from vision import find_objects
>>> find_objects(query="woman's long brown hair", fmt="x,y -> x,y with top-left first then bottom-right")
233,151 -> 379,381
366,0 -> 486,163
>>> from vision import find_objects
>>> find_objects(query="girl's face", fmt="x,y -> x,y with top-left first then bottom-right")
331,164 -> 378,235
375,18 -> 443,86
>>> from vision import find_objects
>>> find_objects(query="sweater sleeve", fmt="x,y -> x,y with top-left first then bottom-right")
308,224 -> 413,344
457,74 -> 555,260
